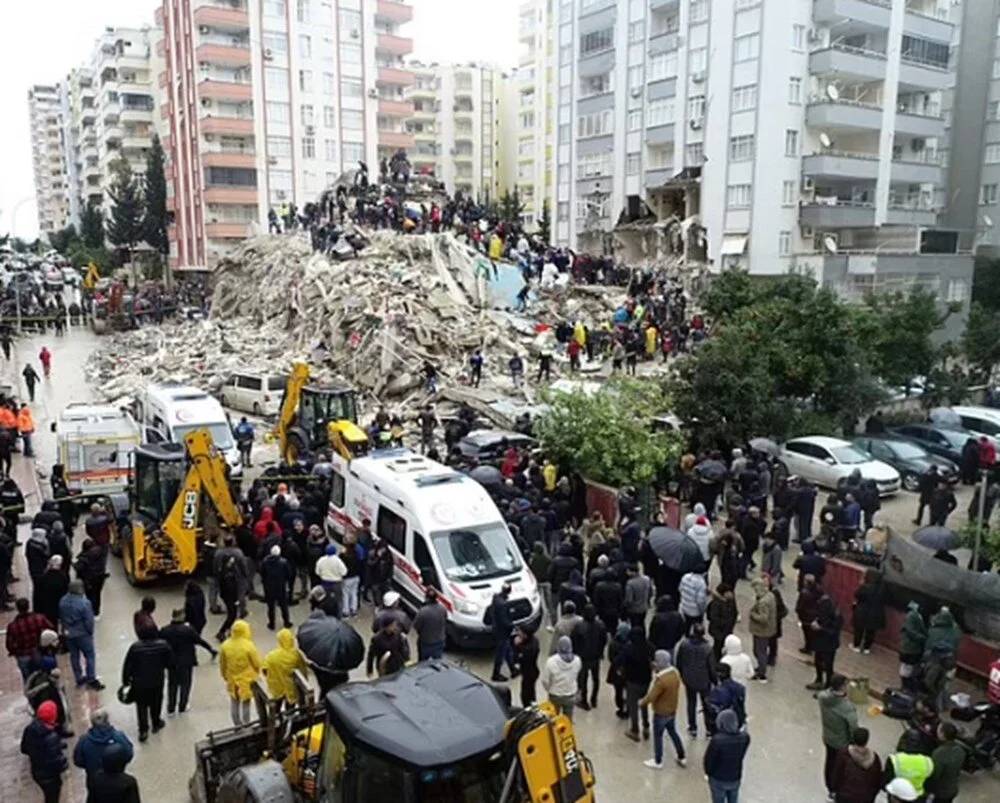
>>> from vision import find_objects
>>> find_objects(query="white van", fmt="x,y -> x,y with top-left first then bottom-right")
949,406 -> 1000,441
53,403 -> 141,495
326,448 -> 541,646
218,371 -> 286,418
131,384 -> 242,475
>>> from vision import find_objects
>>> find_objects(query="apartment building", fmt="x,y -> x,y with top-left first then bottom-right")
550,0 -> 973,332
406,62 -> 506,201
27,84 -> 71,237
158,0 -> 413,269
64,67 -> 101,223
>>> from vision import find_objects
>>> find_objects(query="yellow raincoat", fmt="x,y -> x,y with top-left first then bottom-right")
488,233 -> 503,261
573,321 -> 586,347
264,629 -> 307,702
645,325 -> 658,356
219,620 -> 262,702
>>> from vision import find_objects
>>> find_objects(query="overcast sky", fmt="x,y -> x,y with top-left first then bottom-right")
0,0 -> 518,239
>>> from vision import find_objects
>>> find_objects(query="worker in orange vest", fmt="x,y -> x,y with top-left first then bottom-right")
17,404 -> 35,458
0,404 -> 16,431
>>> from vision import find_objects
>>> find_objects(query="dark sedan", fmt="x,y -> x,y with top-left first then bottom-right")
852,436 -> 958,492
886,423 -> 973,466
455,429 -> 537,465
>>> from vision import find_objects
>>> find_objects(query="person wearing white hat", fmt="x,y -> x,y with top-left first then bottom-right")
372,590 -> 411,634
884,777 -> 919,802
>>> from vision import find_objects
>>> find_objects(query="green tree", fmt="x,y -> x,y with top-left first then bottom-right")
142,134 -> 169,258
963,302 -> 1000,379
699,268 -> 759,321
498,189 -> 526,226
105,156 -> 145,283
80,200 -> 105,249
535,378 -> 683,488
537,200 -> 551,244
48,224 -> 78,254
971,255 -> 1000,312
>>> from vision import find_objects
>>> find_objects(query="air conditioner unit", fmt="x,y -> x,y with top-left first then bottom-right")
691,71 -> 706,83
800,224 -> 814,238
200,98 -> 212,107
367,88 -> 378,99
305,125 -> 315,134
263,48 -> 274,61
267,156 -> 278,165
199,25 -> 210,35
351,29 -> 360,39
630,87 -> 642,98
275,190 -> 287,200
689,118 -> 702,130
802,176 -> 815,192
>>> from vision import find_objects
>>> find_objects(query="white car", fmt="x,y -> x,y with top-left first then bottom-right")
778,436 -> 901,496
218,371 -> 287,418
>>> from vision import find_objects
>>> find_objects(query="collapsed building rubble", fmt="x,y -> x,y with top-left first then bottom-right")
86,231 -> 626,420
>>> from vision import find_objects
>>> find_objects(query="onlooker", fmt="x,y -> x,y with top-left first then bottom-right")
20,700 -> 67,803
490,582 -> 516,682
649,595 -> 686,656
640,650 -> 686,770
72,709 -> 133,779
86,744 -> 141,803
796,574 -> 822,655
572,604 -> 607,711
676,623 -> 716,737
925,722 -> 964,803
808,595 -> 844,691
260,544 -> 294,631
512,624 -> 540,707
883,731 -> 934,801
607,622 -> 631,719
160,608 -> 217,714
122,625 -> 174,741
541,636 -> 581,720
366,618 -> 409,677
830,727 -> 882,803
219,620 -> 262,726
623,563 -> 653,628
59,579 -> 104,690
706,663 -> 747,732
707,584 -> 738,664
851,568 -> 886,654
703,709 -> 750,803
818,674 -> 859,798
263,628 -> 307,710
678,571 -> 708,634
619,625 -> 653,741
719,634 -> 755,683
747,578 -> 777,682
412,588 -> 447,660
899,602 -> 927,691
133,596 -> 158,636
5,597 -> 53,681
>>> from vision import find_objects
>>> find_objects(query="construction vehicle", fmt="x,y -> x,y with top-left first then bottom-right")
274,362 -> 363,464
118,428 -> 242,585
191,660 -> 596,803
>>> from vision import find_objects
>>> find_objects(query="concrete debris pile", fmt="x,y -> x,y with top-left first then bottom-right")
86,231 -> 625,411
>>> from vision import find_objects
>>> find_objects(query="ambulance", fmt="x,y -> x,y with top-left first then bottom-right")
52,403 -> 141,495
326,448 -> 541,646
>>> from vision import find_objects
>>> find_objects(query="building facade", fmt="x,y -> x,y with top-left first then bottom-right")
27,84 -> 71,238
157,0 -> 413,269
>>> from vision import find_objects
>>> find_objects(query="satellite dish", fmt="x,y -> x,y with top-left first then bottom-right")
984,214 -> 995,228
826,84 -> 840,102
823,235 -> 839,254
819,132 -> 832,149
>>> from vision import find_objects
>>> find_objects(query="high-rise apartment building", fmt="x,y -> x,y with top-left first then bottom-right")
65,67 -> 101,223
406,62 -> 506,201
27,84 -> 71,237
549,0 -> 972,332
157,0 -> 414,269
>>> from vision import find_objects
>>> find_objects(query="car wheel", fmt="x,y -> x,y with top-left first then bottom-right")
902,472 -> 920,492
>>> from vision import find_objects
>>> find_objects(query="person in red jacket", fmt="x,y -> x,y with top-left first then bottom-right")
831,727 -> 882,803
979,436 -> 996,469
38,347 -> 52,378
253,507 -> 280,543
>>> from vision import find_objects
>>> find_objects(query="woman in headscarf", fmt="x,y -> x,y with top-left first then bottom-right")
219,620 -> 262,726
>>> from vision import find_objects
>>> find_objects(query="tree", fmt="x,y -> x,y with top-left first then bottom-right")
971,255 -> 1000,312
142,134 -> 169,258
963,302 -> 1000,380
537,200 -> 551,244
699,268 -> 759,321
105,156 -> 144,284
80,200 -> 105,249
498,189 -> 526,226
48,224 -> 78,254
534,378 -> 683,488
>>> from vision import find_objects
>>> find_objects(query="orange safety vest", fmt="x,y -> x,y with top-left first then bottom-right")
18,408 -> 35,434
0,408 -> 16,430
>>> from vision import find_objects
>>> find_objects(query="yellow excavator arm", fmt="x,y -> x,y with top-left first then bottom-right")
504,703 -> 596,803
274,361 -> 311,464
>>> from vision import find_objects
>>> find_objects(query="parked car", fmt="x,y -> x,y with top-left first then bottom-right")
455,429 -> 536,466
851,436 -> 958,492
947,406 -> 1000,441
778,436 -> 900,495
218,371 -> 287,417
887,423 -> 972,465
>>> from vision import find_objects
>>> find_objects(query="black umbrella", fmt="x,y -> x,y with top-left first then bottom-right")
912,525 -> 961,552
297,613 -> 364,672
749,437 -> 780,458
469,465 -> 503,488
694,459 -> 727,483
647,527 -> 705,573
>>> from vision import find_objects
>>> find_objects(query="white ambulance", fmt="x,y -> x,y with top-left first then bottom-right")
326,448 -> 541,646
53,403 -> 141,495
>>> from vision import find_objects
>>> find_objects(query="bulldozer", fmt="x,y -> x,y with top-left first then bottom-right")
117,427 -> 242,584
191,661 -> 596,803
273,362 -> 365,464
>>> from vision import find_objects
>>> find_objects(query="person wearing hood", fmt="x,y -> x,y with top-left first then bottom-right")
730,448 -> 747,478
26,527 -> 51,583
253,506 -> 281,542
719,634 -> 755,683
513,624 -> 541,706
649,595 -> 686,655
558,568 -> 588,613
261,543 -> 294,631
59,579 -> 103,690
748,578 -> 777,682
676,623 -> 717,737
606,622 -> 631,718
528,542 -> 555,629
593,564 -> 625,635
760,534 -> 783,585
20,700 -> 67,803
851,568 -> 886,654
541,635 -> 581,719
86,742 -> 141,803
830,726 -> 882,803
160,608 -> 217,715
682,502 -> 708,534
640,650 -> 686,769
923,606 -> 960,659
678,570 -> 708,633
122,624 -> 174,741
818,674 -> 859,797
899,602 -> 927,692
808,595 -> 844,691
548,541 -> 580,592
796,574 -> 822,655
688,515 -> 713,562
707,585 -> 739,664
263,628 -> 308,709
706,663 -> 747,732
73,709 -> 133,779
74,537 -> 109,618
703,708 -> 750,803
572,604 -> 607,710
219,620 -> 262,726
33,555 -> 69,630
619,625 -> 653,741
551,600 -> 584,655
47,520 -> 71,567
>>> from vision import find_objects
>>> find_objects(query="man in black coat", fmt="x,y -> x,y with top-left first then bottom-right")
914,465 -> 939,525
929,483 -> 957,527
86,744 -> 141,803
592,572 -> 624,635
571,604 -> 608,710
791,478 -> 817,544
160,609 -> 217,714
490,582 -> 516,682
121,625 -> 174,741
20,700 -> 66,803
260,545 -> 294,630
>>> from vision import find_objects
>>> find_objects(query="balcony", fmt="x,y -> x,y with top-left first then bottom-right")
120,106 -> 154,123
895,110 -> 945,138
378,130 -> 415,149
377,66 -> 416,87
205,222 -> 250,239
200,116 -> 254,135
890,156 -> 943,184
198,79 -> 253,101
903,5 -> 953,43
802,152 -> 879,181
646,124 -> 675,145
801,200 -> 876,228
376,0 -> 413,24
809,45 -> 887,83
376,34 -> 413,57
196,43 -> 251,67
203,151 -> 256,169
378,98 -> 414,117
193,3 -> 249,30
886,203 -> 937,227
813,0 -> 890,29
898,56 -> 950,91
645,168 -> 673,189
806,100 -> 883,131
204,186 -> 257,204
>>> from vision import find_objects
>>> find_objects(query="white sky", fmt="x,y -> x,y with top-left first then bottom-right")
0,0 -> 518,239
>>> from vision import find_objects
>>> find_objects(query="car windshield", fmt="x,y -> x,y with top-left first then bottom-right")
431,524 -> 522,581
887,441 -> 925,459
831,445 -> 869,464
174,422 -> 234,451
939,429 -> 969,448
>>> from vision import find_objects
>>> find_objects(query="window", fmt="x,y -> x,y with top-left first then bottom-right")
580,27 -> 614,56
628,64 -> 644,90
689,47 -> 707,74
981,184 -> 998,205
946,279 -> 968,303
779,231 -> 791,256
785,129 -> 799,156
266,101 -> 290,123
265,67 -> 289,100
626,154 -> 640,175
580,72 -> 613,97
299,35 -> 311,58
734,33 -> 760,62
729,134 -> 754,161
341,43 -> 361,65
792,24 -> 806,51
901,36 -> 950,70
297,0 -> 311,23
629,20 -> 645,43
264,0 -> 285,16
732,84 -> 757,112
646,98 -> 674,127
994,59 -> 1000,79
788,77 -> 802,104
627,109 -> 642,131
341,109 -> 363,129
689,0 -> 708,23
342,141 -> 364,164
262,33 -> 288,55
520,111 -> 535,129
986,143 -> 1000,164
686,141 -> 704,166
267,135 -> 292,157
990,101 -> 1000,121
324,106 -> 335,127
376,506 -> 406,553
577,110 -> 612,137
559,43 -> 572,66
302,136 -> 315,158
330,471 -> 345,507
649,51 -> 678,81
579,151 -> 611,178
338,8 -> 361,36
323,73 -> 335,94
301,104 -> 314,125
782,180 -> 796,206
341,78 -> 363,98
325,139 -> 337,160
299,70 -> 313,92
727,184 -> 752,207
687,95 -> 705,120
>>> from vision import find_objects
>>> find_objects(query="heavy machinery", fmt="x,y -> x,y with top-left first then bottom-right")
191,661 -> 596,803
118,427 -> 242,584
274,362 -> 362,464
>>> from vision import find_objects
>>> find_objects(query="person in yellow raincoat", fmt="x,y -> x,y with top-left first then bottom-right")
219,620 -> 261,726
645,324 -> 658,359
263,628 -> 307,710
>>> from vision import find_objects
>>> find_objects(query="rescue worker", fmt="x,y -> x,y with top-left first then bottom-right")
17,403 -> 35,458
263,628 -> 308,711
219,619 -> 262,726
